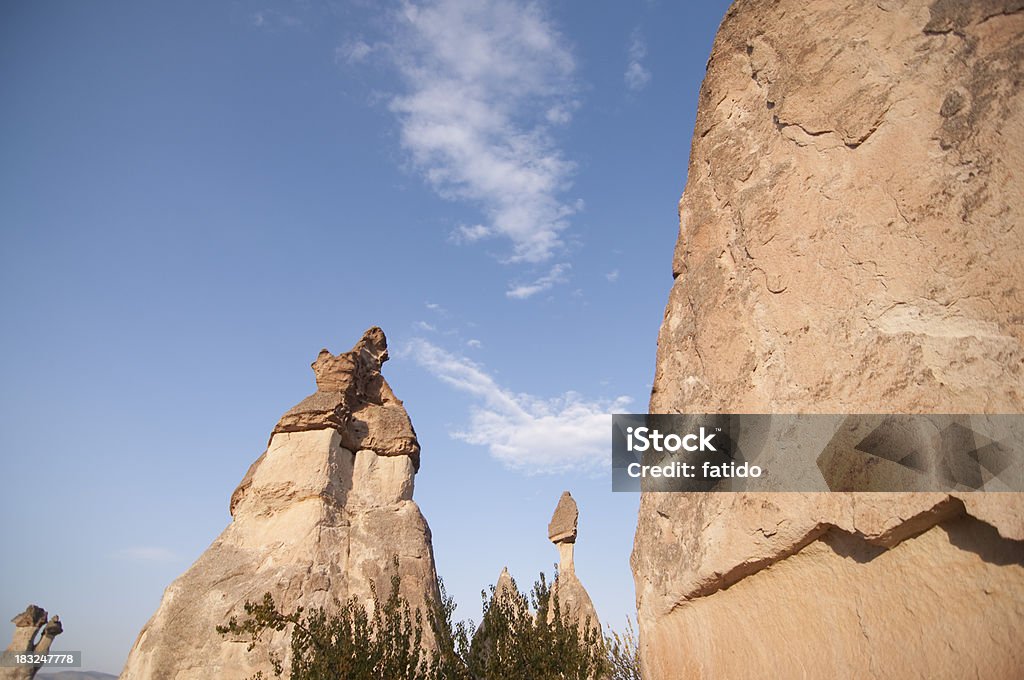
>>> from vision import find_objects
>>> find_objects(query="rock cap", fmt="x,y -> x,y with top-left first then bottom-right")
273,326 -> 419,464
10,606 -> 46,629
548,491 -> 578,544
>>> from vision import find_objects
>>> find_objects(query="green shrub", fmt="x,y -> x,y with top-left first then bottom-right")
219,564 -> 628,680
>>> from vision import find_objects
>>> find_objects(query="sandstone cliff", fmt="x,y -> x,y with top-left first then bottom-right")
120,328 -> 440,680
634,0 -> 1024,678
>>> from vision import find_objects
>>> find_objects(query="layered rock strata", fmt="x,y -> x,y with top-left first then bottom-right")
548,492 -> 601,635
634,0 -> 1024,678
120,328 -> 439,680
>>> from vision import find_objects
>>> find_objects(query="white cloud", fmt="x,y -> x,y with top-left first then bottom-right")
467,338 -> 482,348
405,339 -> 630,473
450,223 -> 492,244
385,0 -> 579,264
113,546 -> 178,562
625,29 -> 651,91
606,269 -> 620,283
506,262 -> 570,299
545,105 -> 574,125
425,301 -> 448,314
337,39 -> 375,64
415,320 -> 437,332
251,9 -> 303,30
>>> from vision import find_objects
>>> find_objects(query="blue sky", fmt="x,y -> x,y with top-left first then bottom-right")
0,1 -> 730,673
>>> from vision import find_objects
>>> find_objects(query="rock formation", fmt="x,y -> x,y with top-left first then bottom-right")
493,567 -> 517,605
120,327 -> 440,680
634,0 -> 1024,678
1,606 -> 63,680
548,492 -> 601,635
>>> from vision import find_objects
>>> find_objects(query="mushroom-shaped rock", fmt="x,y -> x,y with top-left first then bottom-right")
3,606 -> 63,680
547,492 -> 601,637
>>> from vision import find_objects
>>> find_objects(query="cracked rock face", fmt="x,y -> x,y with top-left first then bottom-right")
120,328 -> 439,680
634,0 -> 1024,678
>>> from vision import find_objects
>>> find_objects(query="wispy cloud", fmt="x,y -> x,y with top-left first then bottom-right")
336,39 -> 375,64
625,28 -> 651,91
450,223 -> 492,245
415,320 -> 437,332
113,546 -> 178,562
384,0 -> 579,264
506,263 -> 570,300
251,9 -> 303,30
605,269 -> 620,283
404,339 -> 630,473
467,338 -> 482,348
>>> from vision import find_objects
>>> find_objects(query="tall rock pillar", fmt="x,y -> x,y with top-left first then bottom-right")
120,327 -> 440,680
548,491 -> 601,635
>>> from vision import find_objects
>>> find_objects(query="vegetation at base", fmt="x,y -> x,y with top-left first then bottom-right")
603,617 -> 641,680
466,571 -> 606,680
218,562 -> 640,680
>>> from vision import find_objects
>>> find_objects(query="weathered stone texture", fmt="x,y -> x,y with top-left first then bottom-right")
1,606 -> 62,680
548,492 -> 601,636
548,491 -> 579,544
634,0 -> 1024,677
120,329 -> 438,680
273,327 -> 420,465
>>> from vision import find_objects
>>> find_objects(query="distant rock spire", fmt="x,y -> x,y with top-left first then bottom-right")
548,491 -> 601,635
549,490 -> 579,574
2,605 -> 63,680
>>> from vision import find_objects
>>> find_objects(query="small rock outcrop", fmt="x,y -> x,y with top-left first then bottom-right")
634,0 -> 1024,678
1,606 -> 63,680
548,492 -> 601,635
120,328 -> 440,680
493,567 -> 517,605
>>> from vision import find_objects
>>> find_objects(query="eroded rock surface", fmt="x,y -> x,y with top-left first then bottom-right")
1,606 -> 63,680
549,492 -> 601,636
548,491 -> 578,544
120,328 -> 439,680
272,327 -> 420,465
634,0 -> 1024,678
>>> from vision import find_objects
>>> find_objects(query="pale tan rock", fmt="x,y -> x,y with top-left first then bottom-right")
351,449 -> 415,505
548,492 -> 601,637
5,606 -> 47,657
273,327 -> 420,466
550,571 -> 601,636
2,606 -> 62,680
120,329 -> 439,680
493,567 -> 516,604
634,0 -> 1024,677
471,567 -> 525,660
